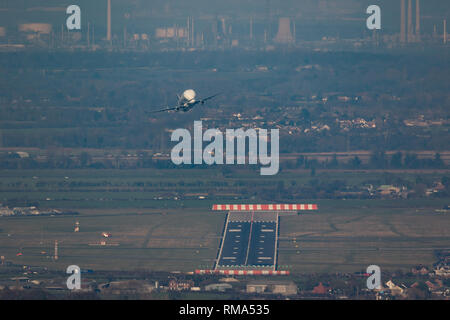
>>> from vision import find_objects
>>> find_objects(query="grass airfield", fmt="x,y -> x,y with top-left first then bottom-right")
0,200 -> 448,273
0,168 -> 449,273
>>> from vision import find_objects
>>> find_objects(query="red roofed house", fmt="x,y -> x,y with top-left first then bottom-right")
312,282 -> 328,295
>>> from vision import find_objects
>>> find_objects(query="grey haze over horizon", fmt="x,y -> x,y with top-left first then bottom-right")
0,0 -> 449,41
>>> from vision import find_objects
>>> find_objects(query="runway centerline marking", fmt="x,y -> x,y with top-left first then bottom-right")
244,211 -> 254,266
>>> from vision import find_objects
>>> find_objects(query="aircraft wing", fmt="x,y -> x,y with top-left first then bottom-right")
199,93 -> 221,104
147,106 -> 179,114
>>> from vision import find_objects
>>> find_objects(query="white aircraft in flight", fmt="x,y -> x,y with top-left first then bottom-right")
149,89 -> 221,114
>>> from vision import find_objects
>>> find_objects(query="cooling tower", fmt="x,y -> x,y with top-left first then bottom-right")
274,17 -> 293,44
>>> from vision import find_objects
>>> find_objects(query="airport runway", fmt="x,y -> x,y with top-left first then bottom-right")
216,212 -> 278,269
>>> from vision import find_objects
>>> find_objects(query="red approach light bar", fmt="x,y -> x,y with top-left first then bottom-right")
212,204 -> 318,211
195,270 -> 290,276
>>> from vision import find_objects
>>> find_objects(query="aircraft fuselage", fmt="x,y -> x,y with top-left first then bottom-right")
177,89 -> 197,111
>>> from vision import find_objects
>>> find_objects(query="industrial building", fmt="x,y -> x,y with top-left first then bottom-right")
246,280 -> 298,296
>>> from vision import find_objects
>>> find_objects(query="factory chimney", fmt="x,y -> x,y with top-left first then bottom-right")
400,0 -> 406,43
293,20 -> 296,44
445,20 -> 447,44
415,0 -> 420,41
221,18 -> 226,36
107,0 -> 111,42
266,0 -> 272,41
187,17 -> 190,45
191,17 -> 195,47
407,0 -> 413,42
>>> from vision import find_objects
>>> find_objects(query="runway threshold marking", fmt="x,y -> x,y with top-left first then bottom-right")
214,213 -> 230,270
273,212 -> 279,271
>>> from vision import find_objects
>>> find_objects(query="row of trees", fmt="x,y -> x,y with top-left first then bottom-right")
286,152 -> 446,170
0,151 -> 447,170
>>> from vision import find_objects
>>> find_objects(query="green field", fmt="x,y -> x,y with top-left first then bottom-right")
0,168 -> 449,273
278,202 -> 450,273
